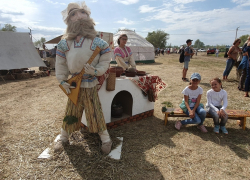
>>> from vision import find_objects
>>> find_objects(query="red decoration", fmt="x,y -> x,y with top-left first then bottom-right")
127,75 -> 167,100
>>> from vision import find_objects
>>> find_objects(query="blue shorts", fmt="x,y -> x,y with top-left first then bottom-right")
184,61 -> 189,69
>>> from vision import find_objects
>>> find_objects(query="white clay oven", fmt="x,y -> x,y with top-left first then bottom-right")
81,76 -> 154,125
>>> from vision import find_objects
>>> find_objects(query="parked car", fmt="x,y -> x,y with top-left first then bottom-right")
197,49 -> 206,52
207,48 -> 216,54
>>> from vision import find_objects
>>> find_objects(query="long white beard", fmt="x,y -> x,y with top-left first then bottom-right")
62,18 -> 97,40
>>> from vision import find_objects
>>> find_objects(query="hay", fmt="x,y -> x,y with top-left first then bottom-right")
1,53 -> 250,179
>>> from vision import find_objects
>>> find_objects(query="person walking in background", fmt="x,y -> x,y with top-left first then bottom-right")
182,39 -> 195,82
215,48 -> 219,57
238,36 -> 250,91
175,73 -> 207,132
161,48 -> 164,55
155,49 -> 158,56
243,42 -> 250,97
50,46 -> 57,58
206,78 -> 228,134
36,47 -> 40,55
223,38 -> 242,81
43,49 -> 47,60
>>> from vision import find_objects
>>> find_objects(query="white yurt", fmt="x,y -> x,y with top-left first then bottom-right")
111,30 -> 155,64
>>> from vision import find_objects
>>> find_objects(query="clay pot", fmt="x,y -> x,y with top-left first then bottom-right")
111,105 -> 123,118
125,70 -> 136,77
136,71 -> 146,76
109,66 -> 116,73
110,66 -> 124,77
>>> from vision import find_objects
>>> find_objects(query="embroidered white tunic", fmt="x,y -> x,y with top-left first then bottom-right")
56,37 -> 111,88
114,46 -> 136,70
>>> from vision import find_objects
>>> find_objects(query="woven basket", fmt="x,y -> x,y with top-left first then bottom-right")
106,72 -> 116,91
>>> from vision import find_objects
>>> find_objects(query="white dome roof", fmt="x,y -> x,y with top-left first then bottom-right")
113,30 -> 154,48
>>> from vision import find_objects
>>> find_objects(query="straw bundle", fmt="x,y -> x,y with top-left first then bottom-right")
63,87 -> 107,134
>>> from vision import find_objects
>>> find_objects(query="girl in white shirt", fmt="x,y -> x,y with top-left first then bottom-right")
175,73 -> 207,132
206,78 -> 228,134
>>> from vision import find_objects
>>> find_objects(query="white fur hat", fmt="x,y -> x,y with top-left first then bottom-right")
61,1 -> 91,24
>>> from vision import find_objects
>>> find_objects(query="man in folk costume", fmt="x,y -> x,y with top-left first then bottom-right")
55,1 -> 112,154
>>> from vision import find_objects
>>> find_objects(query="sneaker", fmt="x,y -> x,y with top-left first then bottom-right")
182,78 -> 189,82
213,125 -> 220,134
197,125 -> 208,133
220,126 -> 228,134
101,141 -> 112,154
175,120 -> 182,130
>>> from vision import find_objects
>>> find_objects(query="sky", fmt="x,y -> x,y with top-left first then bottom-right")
0,0 -> 250,49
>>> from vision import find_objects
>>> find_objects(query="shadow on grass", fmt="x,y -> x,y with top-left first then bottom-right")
171,123 -> 250,160
226,79 -> 239,83
142,62 -> 163,65
199,82 -> 211,88
63,116 -> 174,179
0,76 -> 49,85
0,118 -> 5,138
62,116 -> 249,179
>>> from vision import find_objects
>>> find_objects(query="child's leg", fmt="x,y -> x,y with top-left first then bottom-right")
208,107 -> 220,133
208,107 -> 220,125
196,106 -> 207,125
219,113 -> 228,126
181,109 -> 201,125
220,112 -> 229,134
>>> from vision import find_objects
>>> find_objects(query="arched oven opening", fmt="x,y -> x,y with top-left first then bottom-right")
111,90 -> 133,121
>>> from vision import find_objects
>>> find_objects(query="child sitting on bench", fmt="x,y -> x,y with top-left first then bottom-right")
175,73 -> 207,132
206,78 -> 228,134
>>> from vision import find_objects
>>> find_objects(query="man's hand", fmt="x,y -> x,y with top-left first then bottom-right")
61,81 -> 75,94
84,64 -> 96,76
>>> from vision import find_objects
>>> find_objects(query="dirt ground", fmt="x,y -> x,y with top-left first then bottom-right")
1,52 -> 250,179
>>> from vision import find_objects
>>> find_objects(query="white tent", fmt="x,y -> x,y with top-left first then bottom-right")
0,32 -> 46,70
112,30 -> 155,64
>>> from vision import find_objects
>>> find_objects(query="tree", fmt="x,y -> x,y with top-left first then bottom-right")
1,24 -> 16,32
239,34 -> 249,47
146,30 -> 169,48
34,37 -> 46,48
193,39 -> 205,49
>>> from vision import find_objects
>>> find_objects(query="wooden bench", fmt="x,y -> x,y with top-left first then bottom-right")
163,108 -> 250,130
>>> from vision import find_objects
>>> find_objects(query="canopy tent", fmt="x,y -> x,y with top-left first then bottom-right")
112,30 -> 155,64
45,35 -> 62,44
0,32 -> 46,70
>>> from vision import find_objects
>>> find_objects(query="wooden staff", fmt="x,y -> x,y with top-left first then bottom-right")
59,46 -> 101,105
